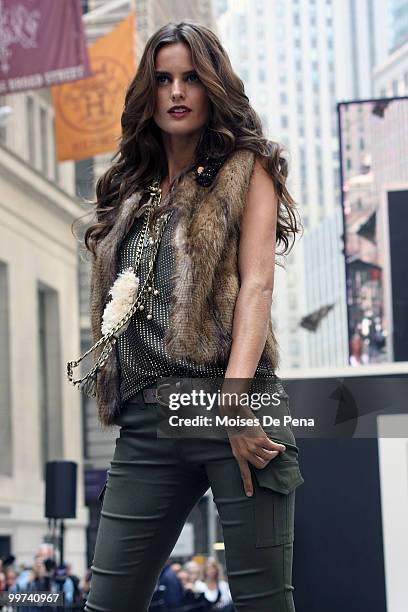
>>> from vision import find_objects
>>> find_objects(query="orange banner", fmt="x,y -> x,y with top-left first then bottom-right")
52,12 -> 135,161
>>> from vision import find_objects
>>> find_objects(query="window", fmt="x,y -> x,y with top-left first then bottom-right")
75,158 -> 94,199
26,95 -> 35,165
275,0 -> 285,17
257,46 -> 266,61
240,69 -> 249,82
290,339 -> 300,355
40,107 -> 48,175
260,113 -> 269,132
238,15 -> 247,36
37,284 -> 63,478
317,163 -> 323,188
256,23 -> 265,39
259,90 -> 267,105
281,115 -> 288,129
318,188 -> 325,208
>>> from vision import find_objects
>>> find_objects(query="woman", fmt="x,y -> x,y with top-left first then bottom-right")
195,557 -> 232,610
68,21 -> 305,612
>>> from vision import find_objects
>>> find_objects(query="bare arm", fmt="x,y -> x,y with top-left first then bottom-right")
226,157 -> 277,378
221,157 -> 286,495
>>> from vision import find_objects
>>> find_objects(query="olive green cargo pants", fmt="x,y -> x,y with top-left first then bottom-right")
85,392 -> 304,612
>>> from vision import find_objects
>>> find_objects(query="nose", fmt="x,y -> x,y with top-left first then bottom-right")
171,79 -> 186,100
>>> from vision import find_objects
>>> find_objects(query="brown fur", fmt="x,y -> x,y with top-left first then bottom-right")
90,148 -> 280,427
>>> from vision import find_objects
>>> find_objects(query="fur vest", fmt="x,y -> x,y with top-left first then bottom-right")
90,148 -> 280,427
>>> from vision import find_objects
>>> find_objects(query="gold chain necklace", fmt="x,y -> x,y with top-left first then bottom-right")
126,180 -> 173,321
66,180 -> 173,395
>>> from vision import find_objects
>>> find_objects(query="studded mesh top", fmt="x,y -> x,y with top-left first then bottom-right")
115,206 -> 277,405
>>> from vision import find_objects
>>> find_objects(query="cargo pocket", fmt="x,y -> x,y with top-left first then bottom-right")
252,457 -> 304,547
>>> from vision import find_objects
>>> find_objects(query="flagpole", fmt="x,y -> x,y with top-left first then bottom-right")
82,0 -> 132,24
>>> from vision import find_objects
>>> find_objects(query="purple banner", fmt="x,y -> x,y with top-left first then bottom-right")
0,0 -> 92,94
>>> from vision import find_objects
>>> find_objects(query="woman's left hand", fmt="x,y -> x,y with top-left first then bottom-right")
220,402 -> 286,497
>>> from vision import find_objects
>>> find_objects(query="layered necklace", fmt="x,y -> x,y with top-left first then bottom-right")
67,180 -> 173,396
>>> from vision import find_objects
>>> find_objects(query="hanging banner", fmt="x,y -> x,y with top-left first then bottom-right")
52,12 -> 135,162
0,0 -> 92,94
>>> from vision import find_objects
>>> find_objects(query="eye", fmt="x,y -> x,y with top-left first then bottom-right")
156,75 -> 169,84
187,73 -> 199,82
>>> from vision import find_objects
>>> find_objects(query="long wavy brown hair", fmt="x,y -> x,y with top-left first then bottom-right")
75,21 -> 301,259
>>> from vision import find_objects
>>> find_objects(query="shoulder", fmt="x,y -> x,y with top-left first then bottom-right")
247,154 -> 278,201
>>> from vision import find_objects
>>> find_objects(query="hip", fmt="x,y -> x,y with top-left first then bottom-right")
114,377 -> 300,456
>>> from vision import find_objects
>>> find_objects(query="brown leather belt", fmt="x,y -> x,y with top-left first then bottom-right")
131,376 -> 284,406
142,381 -> 181,404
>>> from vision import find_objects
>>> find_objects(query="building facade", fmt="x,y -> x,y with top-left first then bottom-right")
214,0 -> 388,371
0,87 -> 87,571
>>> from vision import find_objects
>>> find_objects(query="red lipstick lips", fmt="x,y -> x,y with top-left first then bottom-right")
167,105 -> 192,118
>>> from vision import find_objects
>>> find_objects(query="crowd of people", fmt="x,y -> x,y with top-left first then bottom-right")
0,545 -> 89,610
153,557 -> 234,611
0,547 -> 235,611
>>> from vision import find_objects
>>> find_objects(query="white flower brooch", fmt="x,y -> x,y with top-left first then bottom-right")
101,267 -> 139,337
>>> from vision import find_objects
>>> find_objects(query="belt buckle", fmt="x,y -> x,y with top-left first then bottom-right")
156,379 -> 183,406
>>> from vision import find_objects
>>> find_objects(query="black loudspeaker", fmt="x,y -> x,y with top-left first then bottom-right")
45,461 -> 77,519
